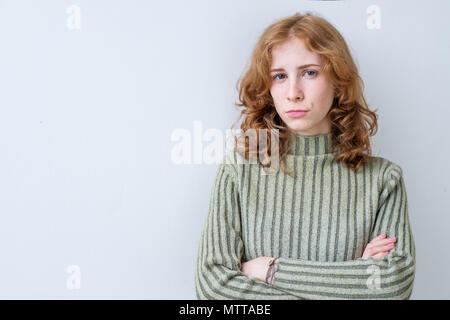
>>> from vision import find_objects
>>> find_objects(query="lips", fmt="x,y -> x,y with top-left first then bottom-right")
286,109 -> 309,118
287,109 -> 309,113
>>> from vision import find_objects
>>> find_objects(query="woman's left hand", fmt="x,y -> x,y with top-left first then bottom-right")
240,256 -> 274,283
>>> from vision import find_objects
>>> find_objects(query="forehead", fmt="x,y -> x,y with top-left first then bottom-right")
271,37 -> 321,66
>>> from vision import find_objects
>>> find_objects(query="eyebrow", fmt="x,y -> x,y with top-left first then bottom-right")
270,64 -> 320,73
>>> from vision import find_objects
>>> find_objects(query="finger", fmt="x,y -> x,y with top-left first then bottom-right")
372,251 -> 390,261
369,237 -> 397,247
368,237 -> 396,248
370,242 -> 395,253
367,234 -> 385,246
373,233 -> 386,241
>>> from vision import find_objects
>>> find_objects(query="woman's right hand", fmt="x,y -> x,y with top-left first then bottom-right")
362,233 -> 397,260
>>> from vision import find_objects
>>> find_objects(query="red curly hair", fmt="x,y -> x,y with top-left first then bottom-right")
231,11 -> 378,177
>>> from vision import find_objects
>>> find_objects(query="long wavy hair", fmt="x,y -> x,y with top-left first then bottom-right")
231,12 -> 378,178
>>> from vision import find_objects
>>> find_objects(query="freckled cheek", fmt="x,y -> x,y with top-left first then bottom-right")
308,85 -> 332,104
270,87 -> 284,103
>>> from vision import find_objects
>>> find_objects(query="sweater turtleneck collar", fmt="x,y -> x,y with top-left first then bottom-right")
288,132 -> 333,156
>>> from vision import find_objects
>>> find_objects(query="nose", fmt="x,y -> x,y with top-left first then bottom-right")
287,77 -> 304,102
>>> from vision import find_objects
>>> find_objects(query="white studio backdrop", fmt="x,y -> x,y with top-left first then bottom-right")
0,0 -> 449,299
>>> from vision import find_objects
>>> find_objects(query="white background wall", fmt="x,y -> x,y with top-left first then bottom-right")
0,0 -> 448,299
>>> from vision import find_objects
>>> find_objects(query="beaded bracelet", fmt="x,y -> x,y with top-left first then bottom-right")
265,257 -> 279,285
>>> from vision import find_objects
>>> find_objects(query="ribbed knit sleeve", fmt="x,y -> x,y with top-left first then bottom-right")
195,162 -> 303,300
271,163 -> 416,299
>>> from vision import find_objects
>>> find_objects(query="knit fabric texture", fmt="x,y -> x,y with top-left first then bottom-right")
195,132 -> 416,299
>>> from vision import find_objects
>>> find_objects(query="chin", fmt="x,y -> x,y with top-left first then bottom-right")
286,121 -> 310,131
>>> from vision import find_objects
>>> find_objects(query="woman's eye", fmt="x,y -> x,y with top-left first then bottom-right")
304,70 -> 317,77
272,70 -> 317,81
273,73 -> 285,80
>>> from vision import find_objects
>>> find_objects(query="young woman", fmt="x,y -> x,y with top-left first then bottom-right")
195,12 -> 415,300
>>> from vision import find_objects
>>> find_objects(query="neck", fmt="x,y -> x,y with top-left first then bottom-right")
288,132 -> 333,156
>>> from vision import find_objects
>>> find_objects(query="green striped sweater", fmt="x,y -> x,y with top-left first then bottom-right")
195,132 -> 416,299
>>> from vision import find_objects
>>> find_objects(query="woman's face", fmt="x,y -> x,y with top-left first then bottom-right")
269,36 -> 335,135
